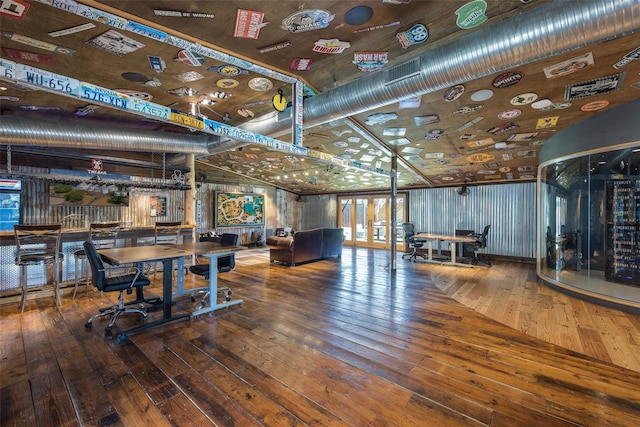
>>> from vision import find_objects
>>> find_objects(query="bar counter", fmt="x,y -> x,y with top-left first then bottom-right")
0,225 -> 195,294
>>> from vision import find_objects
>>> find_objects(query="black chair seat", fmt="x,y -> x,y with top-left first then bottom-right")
103,273 -> 150,292
189,264 -> 210,279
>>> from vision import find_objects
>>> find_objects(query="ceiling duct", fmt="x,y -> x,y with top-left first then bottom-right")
0,0 -> 638,156
241,0 -> 640,137
385,57 -> 421,86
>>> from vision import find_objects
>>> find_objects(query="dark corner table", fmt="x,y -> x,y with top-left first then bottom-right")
173,241 -> 245,317
98,244 -> 192,341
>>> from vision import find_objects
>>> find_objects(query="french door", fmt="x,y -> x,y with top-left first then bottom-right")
338,194 -> 406,249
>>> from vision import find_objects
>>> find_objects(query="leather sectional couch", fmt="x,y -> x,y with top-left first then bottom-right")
266,228 -> 343,266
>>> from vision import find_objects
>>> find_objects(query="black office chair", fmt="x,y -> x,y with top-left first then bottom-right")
188,233 -> 238,305
83,241 -> 150,336
469,225 -> 491,266
402,222 -> 427,262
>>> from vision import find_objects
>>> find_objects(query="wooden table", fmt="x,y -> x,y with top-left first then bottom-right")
175,242 -> 245,317
414,233 -> 479,267
98,245 -> 192,340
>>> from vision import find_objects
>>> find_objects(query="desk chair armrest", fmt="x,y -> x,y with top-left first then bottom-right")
100,264 -> 145,280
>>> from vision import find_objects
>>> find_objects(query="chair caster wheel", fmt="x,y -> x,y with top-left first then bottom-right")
105,327 -> 113,337
85,322 -> 92,329
117,334 -> 127,343
200,301 -> 206,308
191,296 -> 196,302
142,315 -> 148,321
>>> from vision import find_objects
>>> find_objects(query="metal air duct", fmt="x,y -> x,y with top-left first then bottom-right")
0,117 -> 213,155
240,0 -> 640,138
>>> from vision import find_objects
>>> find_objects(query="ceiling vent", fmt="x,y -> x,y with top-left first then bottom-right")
385,57 -> 421,85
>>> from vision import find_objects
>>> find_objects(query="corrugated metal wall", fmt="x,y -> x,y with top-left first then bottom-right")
408,183 -> 536,258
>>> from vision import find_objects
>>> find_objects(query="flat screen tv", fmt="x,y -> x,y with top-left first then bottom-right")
0,179 -> 22,231
215,192 -> 265,227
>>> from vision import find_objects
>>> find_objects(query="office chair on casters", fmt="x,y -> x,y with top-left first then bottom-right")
83,241 -> 150,336
469,225 -> 491,266
73,222 -> 120,300
402,222 -> 427,262
188,233 -> 237,306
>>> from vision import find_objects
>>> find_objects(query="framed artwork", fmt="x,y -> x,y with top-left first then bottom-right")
150,196 -> 167,217
215,192 -> 265,227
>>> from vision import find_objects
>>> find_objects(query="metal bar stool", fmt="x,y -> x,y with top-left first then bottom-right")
73,222 -> 120,300
14,224 -> 64,313
150,221 -> 182,279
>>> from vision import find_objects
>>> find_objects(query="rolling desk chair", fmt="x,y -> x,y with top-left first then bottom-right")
14,224 -> 63,313
83,241 -> 150,336
73,222 -> 120,300
401,222 -> 427,262
469,225 -> 491,266
188,233 -> 238,305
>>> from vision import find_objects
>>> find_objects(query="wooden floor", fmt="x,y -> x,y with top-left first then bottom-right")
1,247 -> 640,426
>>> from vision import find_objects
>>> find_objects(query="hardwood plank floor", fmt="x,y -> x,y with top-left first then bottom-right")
1,247 -> 639,426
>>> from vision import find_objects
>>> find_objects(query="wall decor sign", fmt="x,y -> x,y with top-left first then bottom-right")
290,58 -> 313,71
497,109 -> 521,120
2,47 -> 53,65
216,192 -> 265,227
0,0 -> 29,19
564,72 -> 626,100
544,52 -> 594,79
353,21 -> 400,34
365,112 -> 397,125
281,9 -> 335,33
87,30 -> 144,56
176,50 -> 205,66
313,39 -> 350,54
398,96 -> 421,109
492,71 -> 522,88
613,45 -> 640,69
580,100 -> 610,112
396,24 -> 428,49
536,116 -> 559,129
154,10 -> 215,18
147,55 -> 166,73
214,64 -> 249,76
258,41 -> 292,54
424,130 -> 445,140
352,51 -> 388,72
470,89 -> 493,101
173,71 -> 203,82
453,104 -> 484,114
235,9 -> 268,39
1,31 -> 75,55
455,0 -> 488,30
166,86 -> 199,97
443,84 -> 465,102
414,114 -> 440,125
48,23 -> 96,37
487,122 -> 519,135
510,92 -> 538,105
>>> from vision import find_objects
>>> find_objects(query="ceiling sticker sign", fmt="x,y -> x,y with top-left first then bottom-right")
1,32 -> 75,56
613,45 -> 640,69
544,52 -> 594,79
176,50 -> 205,66
564,72 -> 626,100
154,10 -> 215,18
1,0 -> 29,19
396,24 -> 428,49
87,30 -> 145,56
313,39 -> 350,55
536,116 -> 559,129
235,9 -> 268,39
290,58 -> 313,71
352,51 -> 388,72
455,0 -> 488,30
281,9 -> 335,33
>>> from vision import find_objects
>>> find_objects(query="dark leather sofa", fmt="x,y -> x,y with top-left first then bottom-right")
266,228 -> 343,266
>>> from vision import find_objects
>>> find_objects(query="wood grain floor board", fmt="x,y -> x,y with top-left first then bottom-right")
1,247 -> 639,426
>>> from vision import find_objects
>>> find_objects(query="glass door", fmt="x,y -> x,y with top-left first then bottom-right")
339,194 -> 406,249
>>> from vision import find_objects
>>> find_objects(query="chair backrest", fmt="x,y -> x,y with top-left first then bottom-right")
14,224 -> 62,263
477,225 -> 491,248
402,222 -> 415,244
89,222 -> 120,250
219,233 -> 239,245
155,221 -> 182,245
83,241 -> 106,291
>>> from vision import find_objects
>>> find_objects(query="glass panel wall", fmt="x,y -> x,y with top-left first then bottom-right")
538,146 -> 640,306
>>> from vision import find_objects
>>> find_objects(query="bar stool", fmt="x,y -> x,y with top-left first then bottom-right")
14,224 -> 64,313
73,222 -> 120,299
